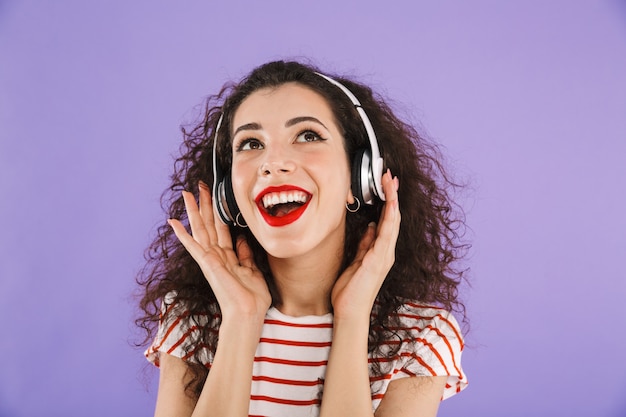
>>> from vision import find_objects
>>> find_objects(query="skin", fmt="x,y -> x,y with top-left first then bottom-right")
158,83 -> 447,417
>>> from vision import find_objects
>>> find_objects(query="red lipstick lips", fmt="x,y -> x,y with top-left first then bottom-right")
255,185 -> 311,227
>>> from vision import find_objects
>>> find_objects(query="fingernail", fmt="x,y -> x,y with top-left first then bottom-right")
199,181 -> 209,190
394,177 -> 399,191
368,222 -> 376,228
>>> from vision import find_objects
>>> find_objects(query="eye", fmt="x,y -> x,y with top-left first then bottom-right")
295,130 -> 325,143
236,138 -> 264,151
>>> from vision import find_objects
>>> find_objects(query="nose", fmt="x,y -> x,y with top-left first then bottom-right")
259,159 -> 296,176
259,147 -> 296,176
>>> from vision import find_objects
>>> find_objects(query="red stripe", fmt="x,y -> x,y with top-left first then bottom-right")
424,325 -> 463,377
404,301 -> 445,310
153,315 -> 184,351
182,348 -> 196,362
159,302 -> 176,323
155,309 -> 211,351
412,354 -> 437,376
369,371 -> 395,382
181,343 -> 212,365
414,337 -> 450,375
264,319 -> 332,329
250,395 -> 320,406
435,314 -> 465,350
259,338 -> 332,348
252,375 -> 322,387
254,356 -> 327,367
166,325 -> 199,354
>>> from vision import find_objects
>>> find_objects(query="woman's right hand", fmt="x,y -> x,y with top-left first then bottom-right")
167,182 -> 271,325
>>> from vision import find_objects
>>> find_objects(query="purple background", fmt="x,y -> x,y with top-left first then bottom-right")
1,1 -> 625,416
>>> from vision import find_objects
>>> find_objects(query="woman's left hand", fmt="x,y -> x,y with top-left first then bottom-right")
331,169 -> 401,320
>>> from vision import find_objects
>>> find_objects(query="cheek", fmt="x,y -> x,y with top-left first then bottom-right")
315,161 -> 352,206
230,164 -> 253,208
330,156 -> 352,192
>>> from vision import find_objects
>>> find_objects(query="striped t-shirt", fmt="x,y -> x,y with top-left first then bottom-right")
146,300 -> 467,416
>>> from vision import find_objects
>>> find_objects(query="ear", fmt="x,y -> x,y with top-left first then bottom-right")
346,187 -> 355,205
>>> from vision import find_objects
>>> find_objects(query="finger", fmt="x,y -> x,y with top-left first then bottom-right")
182,191 -> 212,249
169,218 -> 237,294
198,182 -> 219,244
377,171 -> 400,235
380,169 -> 400,223
167,218 -> 208,261
352,171 -> 399,268
372,170 -> 401,257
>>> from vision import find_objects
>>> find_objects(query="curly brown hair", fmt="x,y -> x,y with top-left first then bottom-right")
135,60 -> 469,398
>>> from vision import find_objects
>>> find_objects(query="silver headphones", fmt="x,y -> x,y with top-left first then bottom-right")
212,72 -> 386,226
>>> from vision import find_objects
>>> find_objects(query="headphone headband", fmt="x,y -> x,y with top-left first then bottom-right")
314,72 -> 386,203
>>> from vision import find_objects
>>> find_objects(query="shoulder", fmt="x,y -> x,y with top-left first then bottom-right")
145,291 -> 214,367
388,302 -> 467,400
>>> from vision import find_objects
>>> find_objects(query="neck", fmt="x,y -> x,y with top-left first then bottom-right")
268,245 -> 344,317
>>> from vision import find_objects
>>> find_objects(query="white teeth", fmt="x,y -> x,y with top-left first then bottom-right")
262,191 -> 308,209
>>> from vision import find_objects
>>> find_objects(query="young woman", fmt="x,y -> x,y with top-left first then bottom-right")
137,60 -> 468,417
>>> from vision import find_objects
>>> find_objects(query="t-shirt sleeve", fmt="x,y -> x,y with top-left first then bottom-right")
144,292 -> 202,367
393,304 -> 468,400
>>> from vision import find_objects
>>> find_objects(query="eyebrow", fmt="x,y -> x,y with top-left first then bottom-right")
285,116 -> 328,130
233,122 -> 262,136
233,116 -> 328,136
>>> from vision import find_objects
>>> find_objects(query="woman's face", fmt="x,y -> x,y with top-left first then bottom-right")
230,82 -> 353,260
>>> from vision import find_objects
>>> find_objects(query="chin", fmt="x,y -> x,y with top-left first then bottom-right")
245,209 -> 346,261
257,236 -> 315,260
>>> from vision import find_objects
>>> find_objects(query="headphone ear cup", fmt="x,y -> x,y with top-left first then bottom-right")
215,173 -> 239,225
214,177 -> 231,224
352,148 -> 377,205
223,173 -> 241,223
351,149 -> 366,205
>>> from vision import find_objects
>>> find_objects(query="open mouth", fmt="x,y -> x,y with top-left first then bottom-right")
256,186 -> 312,226
262,190 -> 309,216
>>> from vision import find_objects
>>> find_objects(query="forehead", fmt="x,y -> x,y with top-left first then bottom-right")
232,82 -> 337,129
